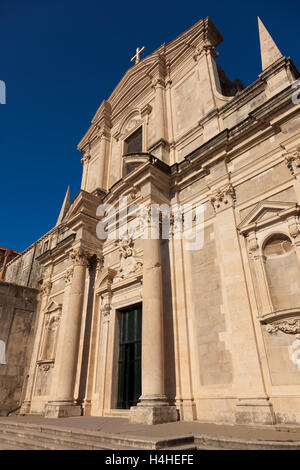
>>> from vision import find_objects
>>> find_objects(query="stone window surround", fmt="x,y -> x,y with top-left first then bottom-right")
239,202 -> 300,325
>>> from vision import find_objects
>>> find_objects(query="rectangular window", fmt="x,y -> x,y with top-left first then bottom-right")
124,127 -> 142,154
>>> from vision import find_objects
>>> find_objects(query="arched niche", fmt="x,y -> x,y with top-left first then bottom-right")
263,233 -> 300,311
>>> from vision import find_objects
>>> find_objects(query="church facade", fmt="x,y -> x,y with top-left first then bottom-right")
4,17 -> 300,425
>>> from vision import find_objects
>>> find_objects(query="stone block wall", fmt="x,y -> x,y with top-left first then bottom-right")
0,281 -> 39,415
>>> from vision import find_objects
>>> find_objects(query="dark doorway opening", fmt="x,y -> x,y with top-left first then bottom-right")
117,304 -> 142,409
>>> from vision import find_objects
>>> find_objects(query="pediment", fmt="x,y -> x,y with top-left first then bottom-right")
45,300 -> 62,314
95,267 -> 117,294
64,190 -> 102,223
238,201 -> 299,233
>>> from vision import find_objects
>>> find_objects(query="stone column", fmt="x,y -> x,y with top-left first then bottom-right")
130,213 -> 177,424
45,248 -> 89,418
211,185 -> 275,425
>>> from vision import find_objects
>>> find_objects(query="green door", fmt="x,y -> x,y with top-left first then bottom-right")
117,305 -> 142,409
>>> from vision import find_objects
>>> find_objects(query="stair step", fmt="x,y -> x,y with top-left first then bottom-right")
0,442 -> 25,450
0,432 -> 75,450
0,428 -> 138,450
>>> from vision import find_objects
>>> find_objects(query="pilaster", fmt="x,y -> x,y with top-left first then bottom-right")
211,184 -> 275,425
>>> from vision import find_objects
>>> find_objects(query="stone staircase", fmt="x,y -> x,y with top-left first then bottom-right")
1,419 -> 300,450
0,419 -> 198,450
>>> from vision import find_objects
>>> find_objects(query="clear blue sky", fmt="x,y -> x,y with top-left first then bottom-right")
1,0 -> 299,252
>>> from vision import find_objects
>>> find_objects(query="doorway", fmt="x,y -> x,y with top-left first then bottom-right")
117,304 -> 142,409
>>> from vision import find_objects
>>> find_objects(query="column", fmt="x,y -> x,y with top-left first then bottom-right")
45,248 -> 89,418
211,185 -> 275,425
130,213 -> 177,424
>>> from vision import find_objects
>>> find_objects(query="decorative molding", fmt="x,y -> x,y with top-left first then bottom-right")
283,147 -> 300,176
266,318 -> 300,335
70,247 -> 90,267
41,279 -> 52,296
210,184 -> 235,212
45,314 -> 60,330
247,233 -> 259,255
100,303 -> 111,317
140,104 -> 152,118
238,201 -> 300,235
64,267 -> 74,285
115,237 -> 143,281
81,151 -> 91,165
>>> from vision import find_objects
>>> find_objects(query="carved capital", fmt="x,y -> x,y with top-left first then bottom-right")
247,233 -> 259,255
266,318 -> 300,335
151,77 -> 165,88
284,147 -> 300,176
64,267 -> 74,285
210,184 -> 235,212
81,152 -> 91,165
41,280 -> 52,296
70,248 -> 90,267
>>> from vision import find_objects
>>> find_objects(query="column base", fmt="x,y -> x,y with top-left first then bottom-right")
235,398 -> 275,425
20,401 -> 31,415
44,401 -> 82,418
129,395 -> 178,425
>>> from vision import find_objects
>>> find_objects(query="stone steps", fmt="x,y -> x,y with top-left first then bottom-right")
1,419 -> 300,450
194,434 -> 300,450
0,420 -> 196,450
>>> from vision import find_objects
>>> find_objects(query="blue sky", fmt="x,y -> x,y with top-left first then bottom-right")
0,0 -> 299,252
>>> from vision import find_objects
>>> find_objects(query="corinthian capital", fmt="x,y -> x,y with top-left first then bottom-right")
70,247 -> 90,267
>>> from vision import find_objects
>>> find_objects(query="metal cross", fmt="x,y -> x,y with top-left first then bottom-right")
131,46 -> 146,65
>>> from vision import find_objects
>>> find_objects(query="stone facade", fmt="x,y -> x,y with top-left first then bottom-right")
3,17 -> 300,425
0,282 -> 39,415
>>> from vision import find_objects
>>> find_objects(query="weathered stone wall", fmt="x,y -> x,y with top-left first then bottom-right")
0,281 -> 39,415
189,224 -> 233,386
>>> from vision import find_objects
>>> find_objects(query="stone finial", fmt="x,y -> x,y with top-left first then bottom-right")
258,17 -> 283,71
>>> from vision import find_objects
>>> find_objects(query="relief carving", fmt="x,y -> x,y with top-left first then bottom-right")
266,318 -> 300,335
100,303 -> 111,317
115,237 -> 143,281
284,147 -> 300,176
41,279 -> 52,296
210,184 -> 235,212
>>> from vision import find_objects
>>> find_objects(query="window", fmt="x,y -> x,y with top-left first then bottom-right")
124,127 -> 142,154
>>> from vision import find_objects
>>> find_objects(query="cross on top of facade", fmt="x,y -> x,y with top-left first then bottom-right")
131,46 -> 146,65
